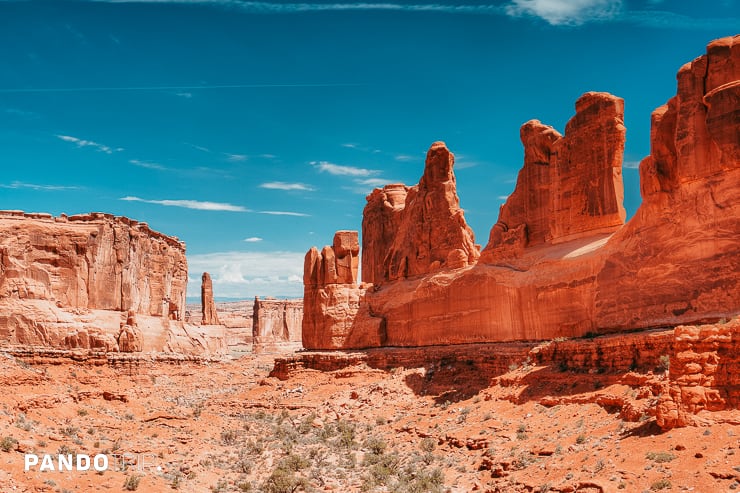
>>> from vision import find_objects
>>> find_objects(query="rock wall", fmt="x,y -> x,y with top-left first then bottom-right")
303,231 -> 386,349
361,184 -> 409,285
481,92 -> 626,262
302,35 -> 740,350
657,318 -> 740,429
382,142 -> 479,282
0,211 -> 225,355
0,211 -> 187,317
200,272 -> 220,325
252,297 -> 303,352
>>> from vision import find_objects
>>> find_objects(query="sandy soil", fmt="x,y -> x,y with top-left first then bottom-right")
0,351 -> 737,493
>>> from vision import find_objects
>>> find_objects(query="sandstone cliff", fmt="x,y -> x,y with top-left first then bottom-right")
252,297 -> 303,353
481,92 -> 626,262
303,35 -> 740,349
375,142 -> 479,282
0,211 -> 224,355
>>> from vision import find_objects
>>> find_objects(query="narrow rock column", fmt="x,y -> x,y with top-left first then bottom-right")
201,272 -> 220,325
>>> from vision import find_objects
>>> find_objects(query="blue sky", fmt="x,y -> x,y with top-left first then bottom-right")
1,0 -> 737,300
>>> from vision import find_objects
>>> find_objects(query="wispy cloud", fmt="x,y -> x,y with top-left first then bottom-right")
120,196 -> 249,212
258,211 -> 310,217
394,154 -> 417,162
187,143 -> 211,153
129,159 -> 166,170
175,92 -> 192,98
187,250 -> 304,299
0,181 -> 80,191
0,82 -> 364,94
88,1 -> 506,16
260,181 -> 315,191
244,237 -> 263,242
5,108 -> 40,120
623,160 -> 641,169
355,178 -> 390,187
57,134 -> 123,154
312,160 -> 378,177
497,195 -> 510,200
505,0 -> 623,25
225,153 -> 248,162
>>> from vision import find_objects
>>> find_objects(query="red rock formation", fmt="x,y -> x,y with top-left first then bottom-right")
303,231 -> 385,349
657,318 -> 740,429
200,272 -> 220,325
361,184 -> 409,285
481,92 -> 626,263
383,142 -> 479,281
303,35 -> 740,351
0,211 -> 187,317
118,310 -> 143,352
252,297 -> 303,353
0,211 -> 226,355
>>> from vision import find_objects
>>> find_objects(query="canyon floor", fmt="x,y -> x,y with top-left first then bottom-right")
0,342 -> 738,493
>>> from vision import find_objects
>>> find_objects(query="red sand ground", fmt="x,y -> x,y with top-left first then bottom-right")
0,350 -> 738,492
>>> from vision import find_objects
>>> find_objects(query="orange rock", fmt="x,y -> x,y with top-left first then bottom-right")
302,35 -> 740,351
201,272 -> 220,325
481,92 -> 626,263
384,142 -> 479,281
252,296 -> 303,353
361,184 -> 409,285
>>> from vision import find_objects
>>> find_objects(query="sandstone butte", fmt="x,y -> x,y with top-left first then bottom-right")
302,35 -> 740,350
0,211 -> 225,354
251,296 -> 303,353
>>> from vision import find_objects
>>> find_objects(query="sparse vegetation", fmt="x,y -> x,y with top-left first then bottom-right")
123,473 -> 142,491
0,436 -> 17,452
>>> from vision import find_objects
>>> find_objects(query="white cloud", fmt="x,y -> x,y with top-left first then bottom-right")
258,211 -> 310,217
505,0 -> 622,25
356,178 -> 390,187
187,250 -> 305,299
394,154 -> 416,162
497,195 -> 510,200
312,161 -> 378,177
623,160 -> 641,169
342,143 -> 358,149
57,134 -> 123,154
130,159 -> 166,170
260,181 -> 315,191
259,154 -> 277,159
175,92 -> 192,98
0,181 -> 80,191
120,196 -> 249,212
244,237 -> 263,242
226,153 -> 248,162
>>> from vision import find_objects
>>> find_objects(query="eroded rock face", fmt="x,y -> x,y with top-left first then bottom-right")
361,184 -> 409,285
252,297 -> 303,352
303,36 -> 739,352
481,92 -> 626,263
303,231 -> 385,349
0,211 -> 225,355
0,211 -> 187,317
201,272 -> 220,325
384,142 -> 479,281
657,319 -> 740,429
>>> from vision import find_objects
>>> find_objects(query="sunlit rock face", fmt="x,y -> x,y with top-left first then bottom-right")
302,35 -> 740,350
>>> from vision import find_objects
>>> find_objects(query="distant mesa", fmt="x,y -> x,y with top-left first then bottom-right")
0,211 -> 224,355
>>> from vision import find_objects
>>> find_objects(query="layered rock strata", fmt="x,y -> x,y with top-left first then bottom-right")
302,35 -> 739,349
252,297 -> 303,353
303,231 -> 386,349
657,318 -> 740,429
0,211 -> 224,355
200,272 -> 220,325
